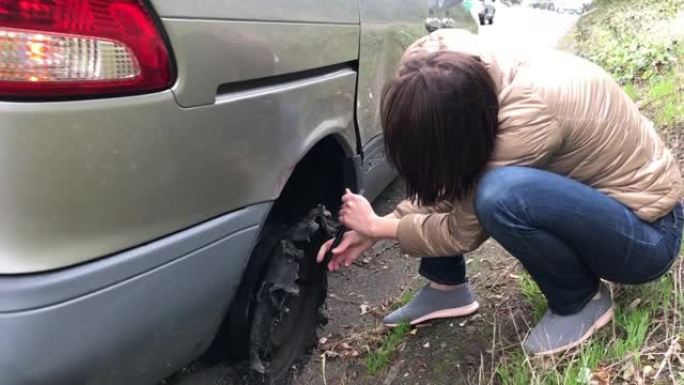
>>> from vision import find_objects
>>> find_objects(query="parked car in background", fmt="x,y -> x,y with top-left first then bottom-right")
475,0 -> 497,25
0,1 -> 477,385
521,0 -> 556,11
555,0 -> 585,14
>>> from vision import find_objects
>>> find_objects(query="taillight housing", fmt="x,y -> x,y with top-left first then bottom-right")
0,0 -> 174,99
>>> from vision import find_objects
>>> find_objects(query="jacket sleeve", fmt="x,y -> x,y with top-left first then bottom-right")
394,193 -> 488,256
393,84 -> 562,257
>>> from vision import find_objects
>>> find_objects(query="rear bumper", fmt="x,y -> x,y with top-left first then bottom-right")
0,203 -> 270,385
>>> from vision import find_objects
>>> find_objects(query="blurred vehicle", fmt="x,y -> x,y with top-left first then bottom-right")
521,0 -> 556,11
555,0 -> 585,14
475,0 -> 497,25
0,1 -> 477,385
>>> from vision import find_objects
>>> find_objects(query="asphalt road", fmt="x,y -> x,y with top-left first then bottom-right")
165,5 -> 579,385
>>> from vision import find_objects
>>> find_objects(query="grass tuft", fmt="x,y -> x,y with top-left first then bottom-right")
500,269 -> 681,384
391,289 -> 416,311
519,272 -> 547,322
366,322 -> 411,375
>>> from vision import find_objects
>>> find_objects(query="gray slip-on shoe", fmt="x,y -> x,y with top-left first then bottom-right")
384,283 -> 479,327
523,283 -> 614,356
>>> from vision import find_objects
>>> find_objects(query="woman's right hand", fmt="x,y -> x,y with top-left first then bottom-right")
316,230 -> 375,272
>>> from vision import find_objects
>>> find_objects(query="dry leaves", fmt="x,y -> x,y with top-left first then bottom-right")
589,367 -> 610,385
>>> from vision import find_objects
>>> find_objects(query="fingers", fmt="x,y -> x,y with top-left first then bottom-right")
332,233 -> 353,254
317,239 -> 333,263
328,249 -> 351,271
323,229 -> 372,272
341,188 -> 363,204
341,188 -> 353,203
343,248 -> 361,267
328,254 -> 344,272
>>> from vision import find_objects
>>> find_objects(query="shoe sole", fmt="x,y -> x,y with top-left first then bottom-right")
531,306 -> 614,357
385,301 -> 480,328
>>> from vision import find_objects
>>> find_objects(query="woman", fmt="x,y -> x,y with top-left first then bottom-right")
317,29 -> 683,356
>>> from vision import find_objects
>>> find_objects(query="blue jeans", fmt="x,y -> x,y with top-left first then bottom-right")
419,166 -> 683,315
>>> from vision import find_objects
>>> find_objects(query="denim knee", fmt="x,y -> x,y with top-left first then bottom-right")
474,166 -> 534,227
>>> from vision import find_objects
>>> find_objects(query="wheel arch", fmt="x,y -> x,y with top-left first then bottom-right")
204,133 -> 355,361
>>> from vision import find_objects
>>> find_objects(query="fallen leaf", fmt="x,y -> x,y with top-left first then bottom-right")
590,367 -> 610,385
371,325 -> 387,335
642,365 -> 654,377
628,298 -> 642,309
622,362 -> 636,380
410,329 -> 418,335
422,342 -> 430,349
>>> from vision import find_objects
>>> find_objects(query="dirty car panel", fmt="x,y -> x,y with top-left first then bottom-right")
0,69 -> 356,274
165,19 -> 359,107
0,205 -> 268,385
151,0 -> 358,24
0,0 -> 459,383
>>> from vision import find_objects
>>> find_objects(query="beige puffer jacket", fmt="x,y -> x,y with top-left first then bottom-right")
394,29 -> 683,257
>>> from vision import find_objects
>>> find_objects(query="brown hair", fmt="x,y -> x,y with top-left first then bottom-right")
381,51 -> 499,206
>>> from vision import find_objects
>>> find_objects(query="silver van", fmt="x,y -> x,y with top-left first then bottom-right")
0,1 -> 476,384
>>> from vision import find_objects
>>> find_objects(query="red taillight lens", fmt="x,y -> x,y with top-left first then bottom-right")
0,0 -> 173,99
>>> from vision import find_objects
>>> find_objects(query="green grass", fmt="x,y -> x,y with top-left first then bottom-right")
366,322 -> 411,375
611,308 -> 650,358
622,83 -> 639,101
575,0 -> 684,85
618,64 -> 684,126
391,289 -> 416,311
497,341 -> 608,385
574,0 -> 684,127
501,272 -> 679,384
496,353 -> 534,385
366,289 -> 416,375
519,273 -> 547,322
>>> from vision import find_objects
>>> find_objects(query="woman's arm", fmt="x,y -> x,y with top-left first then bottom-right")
370,216 -> 400,239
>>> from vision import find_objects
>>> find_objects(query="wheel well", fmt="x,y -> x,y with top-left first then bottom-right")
268,136 -> 351,225
204,135 -> 352,362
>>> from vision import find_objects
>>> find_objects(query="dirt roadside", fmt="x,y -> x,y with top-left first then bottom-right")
293,180 -> 531,385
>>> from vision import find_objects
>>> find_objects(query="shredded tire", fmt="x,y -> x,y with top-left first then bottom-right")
248,206 -> 337,385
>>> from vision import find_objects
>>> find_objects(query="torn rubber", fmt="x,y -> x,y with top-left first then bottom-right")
249,205 -> 337,385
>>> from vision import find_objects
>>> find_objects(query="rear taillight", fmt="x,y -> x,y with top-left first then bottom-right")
0,0 -> 173,99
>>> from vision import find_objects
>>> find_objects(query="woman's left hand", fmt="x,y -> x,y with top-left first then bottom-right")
339,189 -> 380,238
